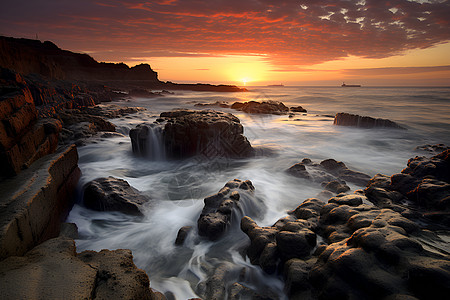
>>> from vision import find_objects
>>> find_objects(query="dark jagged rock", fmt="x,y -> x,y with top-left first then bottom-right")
231,100 -> 289,114
0,72 -> 62,177
0,36 -> 158,82
175,226 -> 192,246
130,109 -> 254,159
415,143 -> 449,154
194,101 -> 230,108
241,198 -> 323,274
287,157 -> 371,187
290,106 -> 307,113
365,149 -> 450,225
334,112 -> 406,129
241,192 -> 450,299
198,179 -> 254,240
83,177 -> 149,216
322,180 -> 350,194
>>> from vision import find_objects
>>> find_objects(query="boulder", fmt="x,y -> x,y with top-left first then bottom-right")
83,177 -> 149,216
287,157 -> 371,187
290,106 -> 307,113
231,100 -> 289,114
131,109 -> 254,159
241,198 -> 324,274
198,179 -> 254,240
333,112 -> 406,129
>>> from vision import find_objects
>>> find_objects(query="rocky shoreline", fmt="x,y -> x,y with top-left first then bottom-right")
1,37 -> 449,299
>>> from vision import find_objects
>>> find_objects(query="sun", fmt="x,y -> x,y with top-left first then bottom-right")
242,78 -> 249,86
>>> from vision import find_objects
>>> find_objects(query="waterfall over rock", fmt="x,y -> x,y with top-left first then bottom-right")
129,124 -> 165,160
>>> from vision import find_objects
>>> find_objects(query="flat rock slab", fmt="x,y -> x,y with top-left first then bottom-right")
0,237 -> 96,300
0,144 -> 80,260
0,236 -> 160,300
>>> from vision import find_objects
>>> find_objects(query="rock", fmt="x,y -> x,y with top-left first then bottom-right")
231,100 -> 289,114
415,144 -> 449,154
365,149 -> 450,224
284,258 -> 316,298
322,180 -> 350,193
0,237 -> 97,299
59,222 -> 79,239
287,163 -> 311,180
328,194 -> 365,206
83,177 -> 149,216
333,112 -> 406,129
175,226 -> 192,246
0,236 -> 162,300
290,106 -> 307,113
129,88 -> 155,97
198,179 -> 254,240
79,248 -> 155,300
287,158 -> 371,187
197,263 -> 233,300
129,124 -> 165,159
0,145 -> 80,260
132,109 -> 254,159
0,80 -> 62,177
0,36 -> 159,82
194,101 -> 230,108
308,198 -> 448,299
241,198 -> 323,274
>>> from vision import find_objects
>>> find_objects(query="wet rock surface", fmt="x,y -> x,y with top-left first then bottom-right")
334,112 -> 406,129
198,179 -> 255,240
365,149 -> 450,226
287,157 -> 372,187
231,100 -> 289,114
131,109 -> 255,159
241,192 -> 450,299
83,176 -> 150,216
241,198 -> 323,274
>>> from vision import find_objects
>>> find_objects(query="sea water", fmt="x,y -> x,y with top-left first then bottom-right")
68,86 -> 450,299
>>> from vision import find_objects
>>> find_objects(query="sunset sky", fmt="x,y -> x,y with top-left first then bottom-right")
1,0 -> 449,86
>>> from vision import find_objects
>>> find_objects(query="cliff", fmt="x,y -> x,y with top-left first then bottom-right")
0,36 -> 159,82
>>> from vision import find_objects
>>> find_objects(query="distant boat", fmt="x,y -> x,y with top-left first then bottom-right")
267,83 -> 284,87
341,82 -> 361,87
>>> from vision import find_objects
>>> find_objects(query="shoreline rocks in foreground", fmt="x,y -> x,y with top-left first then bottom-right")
334,112 -> 406,129
239,149 -> 450,299
365,149 -> 450,226
0,236 -> 164,300
130,109 -> 255,159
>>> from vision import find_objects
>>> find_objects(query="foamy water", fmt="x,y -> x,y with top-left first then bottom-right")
68,86 -> 450,299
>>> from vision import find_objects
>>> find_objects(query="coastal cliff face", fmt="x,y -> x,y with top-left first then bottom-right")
0,36 -> 159,82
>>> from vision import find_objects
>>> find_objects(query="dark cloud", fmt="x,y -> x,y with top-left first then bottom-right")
342,65 -> 450,76
0,0 -> 449,65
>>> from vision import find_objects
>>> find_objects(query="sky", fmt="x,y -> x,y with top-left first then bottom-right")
1,0 -> 450,86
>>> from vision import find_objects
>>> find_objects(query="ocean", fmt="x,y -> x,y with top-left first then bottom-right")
67,86 -> 450,299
